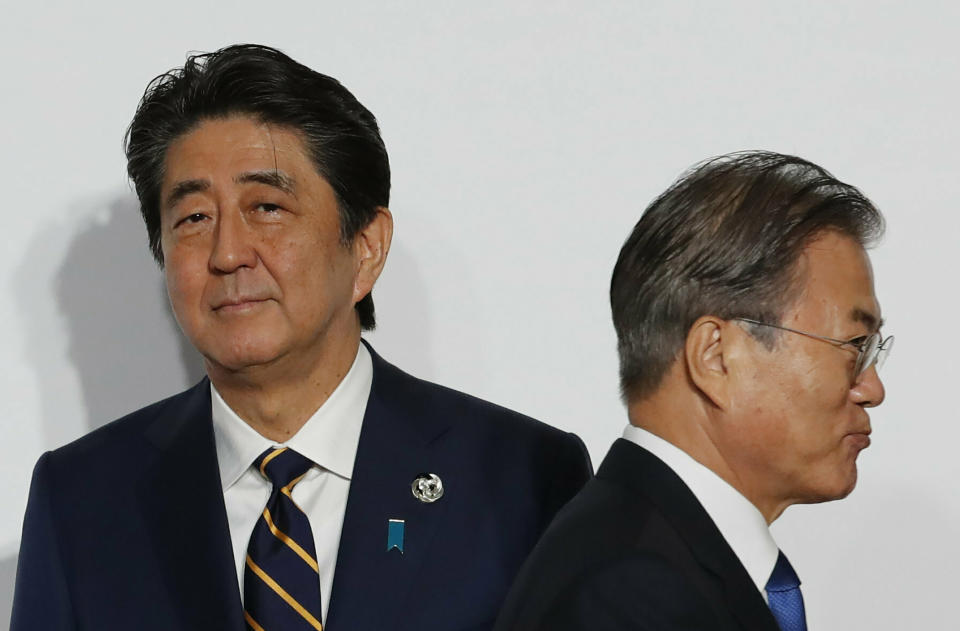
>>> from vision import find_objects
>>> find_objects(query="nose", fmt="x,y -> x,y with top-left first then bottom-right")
210,209 -> 257,273
851,364 -> 886,408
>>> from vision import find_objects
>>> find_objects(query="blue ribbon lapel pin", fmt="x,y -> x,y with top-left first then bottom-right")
387,519 -> 405,554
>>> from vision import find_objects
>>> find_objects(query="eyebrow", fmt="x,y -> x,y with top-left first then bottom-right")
235,170 -> 297,196
851,307 -> 884,332
163,170 -> 298,211
164,179 -> 210,210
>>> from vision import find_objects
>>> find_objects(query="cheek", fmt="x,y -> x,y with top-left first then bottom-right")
163,257 -> 205,315
738,359 -> 794,416
732,362 -> 811,450
765,346 -> 848,411
266,237 -> 315,294
797,364 -> 850,414
278,234 -> 354,289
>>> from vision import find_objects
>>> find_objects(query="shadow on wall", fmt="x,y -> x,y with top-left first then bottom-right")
10,193 -> 205,621
0,552 -> 16,629
17,193 -> 204,447
365,238 -> 436,378
57,195 -> 206,432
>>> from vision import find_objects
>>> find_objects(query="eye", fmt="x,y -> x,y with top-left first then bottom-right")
256,202 -> 281,213
174,212 -> 209,228
844,336 -> 869,351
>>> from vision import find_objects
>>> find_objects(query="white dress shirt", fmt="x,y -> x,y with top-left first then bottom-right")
212,343 -> 373,625
621,424 -> 779,601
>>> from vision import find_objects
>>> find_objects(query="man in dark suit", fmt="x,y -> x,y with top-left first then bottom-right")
495,151 -> 893,630
12,44 -> 591,631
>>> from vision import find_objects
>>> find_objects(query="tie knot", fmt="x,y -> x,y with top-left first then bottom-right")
253,447 -> 314,489
766,550 -> 802,593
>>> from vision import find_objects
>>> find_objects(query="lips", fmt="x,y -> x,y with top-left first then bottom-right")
845,430 -> 872,451
212,296 -> 272,311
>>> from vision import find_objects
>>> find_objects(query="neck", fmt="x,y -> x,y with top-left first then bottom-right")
627,380 -> 787,525
207,329 -> 361,442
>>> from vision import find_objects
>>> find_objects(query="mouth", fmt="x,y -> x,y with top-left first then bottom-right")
213,297 -> 272,313
845,429 -> 872,451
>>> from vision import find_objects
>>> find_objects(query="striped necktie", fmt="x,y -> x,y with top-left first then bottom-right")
765,550 -> 807,631
244,447 -> 324,631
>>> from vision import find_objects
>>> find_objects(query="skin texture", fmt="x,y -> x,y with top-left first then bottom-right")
630,231 -> 886,523
159,115 -> 392,440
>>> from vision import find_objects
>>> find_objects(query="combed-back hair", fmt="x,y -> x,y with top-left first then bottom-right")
610,150 -> 884,401
124,43 -> 390,329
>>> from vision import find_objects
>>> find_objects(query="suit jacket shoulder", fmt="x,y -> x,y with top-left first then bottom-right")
39,379 -> 208,468
494,439 -> 779,631
11,379 -> 244,631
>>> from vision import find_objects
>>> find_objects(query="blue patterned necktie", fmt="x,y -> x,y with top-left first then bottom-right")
244,447 -> 323,631
765,550 -> 807,631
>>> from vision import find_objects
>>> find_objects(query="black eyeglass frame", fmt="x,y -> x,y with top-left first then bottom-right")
732,317 -> 894,377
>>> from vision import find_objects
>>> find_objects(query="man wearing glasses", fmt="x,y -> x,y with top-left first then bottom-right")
495,151 -> 892,631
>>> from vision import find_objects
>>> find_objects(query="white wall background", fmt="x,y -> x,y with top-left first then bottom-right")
1,2 -> 956,628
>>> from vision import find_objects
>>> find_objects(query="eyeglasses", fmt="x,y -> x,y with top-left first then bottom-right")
732,318 -> 894,377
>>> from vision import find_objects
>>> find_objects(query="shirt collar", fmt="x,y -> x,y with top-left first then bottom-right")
212,342 -> 373,490
621,424 -> 779,597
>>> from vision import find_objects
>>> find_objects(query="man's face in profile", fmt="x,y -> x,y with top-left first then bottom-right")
158,115 -> 361,373
722,231 -> 887,510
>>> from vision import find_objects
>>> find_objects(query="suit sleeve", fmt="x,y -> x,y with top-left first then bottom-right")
536,554 -> 722,631
11,452 -> 76,631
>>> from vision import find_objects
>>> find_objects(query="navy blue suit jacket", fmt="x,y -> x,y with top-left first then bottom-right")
12,344 -> 592,631
494,439 -> 781,631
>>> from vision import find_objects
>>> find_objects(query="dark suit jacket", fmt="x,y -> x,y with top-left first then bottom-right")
494,439 -> 782,631
12,344 -> 592,631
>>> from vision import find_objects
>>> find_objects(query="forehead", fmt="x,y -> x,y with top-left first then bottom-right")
790,230 -> 881,331
161,116 -> 314,191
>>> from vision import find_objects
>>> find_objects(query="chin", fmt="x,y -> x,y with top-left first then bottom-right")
825,482 -> 858,502
199,337 -> 290,373
837,469 -> 860,500
796,465 -> 859,506
820,469 -> 860,503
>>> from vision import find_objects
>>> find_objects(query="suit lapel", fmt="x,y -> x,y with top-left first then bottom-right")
599,439 -> 781,631
137,380 -> 245,631
325,345 -> 452,631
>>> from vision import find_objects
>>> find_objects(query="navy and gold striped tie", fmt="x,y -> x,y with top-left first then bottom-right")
244,447 -> 323,631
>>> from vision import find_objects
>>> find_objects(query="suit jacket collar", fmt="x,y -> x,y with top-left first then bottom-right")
597,439 -> 781,631
325,341 -> 453,631
138,378 -> 246,631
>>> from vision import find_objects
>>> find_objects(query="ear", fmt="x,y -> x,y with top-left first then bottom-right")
352,207 -> 393,304
685,316 -> 732,410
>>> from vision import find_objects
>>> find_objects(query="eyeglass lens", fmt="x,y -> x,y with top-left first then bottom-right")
856,334 -> 894,376
875,336 -> 894,371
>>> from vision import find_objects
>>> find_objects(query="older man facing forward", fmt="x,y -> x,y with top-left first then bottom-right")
12,44 -> 592,631
495,151 -> 892,631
